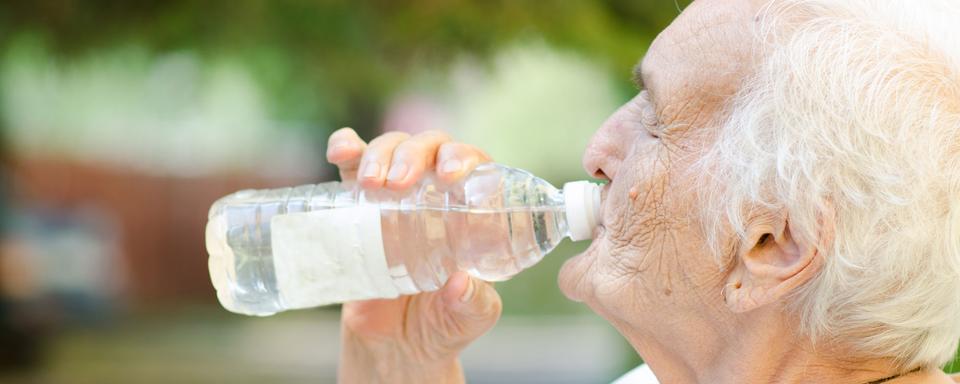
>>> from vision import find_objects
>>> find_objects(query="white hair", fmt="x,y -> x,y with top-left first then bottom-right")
698,0 -> 960,370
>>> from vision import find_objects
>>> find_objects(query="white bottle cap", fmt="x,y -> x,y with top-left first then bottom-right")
563,181 -> 601,241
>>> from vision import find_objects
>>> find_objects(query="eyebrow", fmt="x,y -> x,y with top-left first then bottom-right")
631,61 -> 645,90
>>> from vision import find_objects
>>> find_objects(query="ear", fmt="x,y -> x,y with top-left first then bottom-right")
723,208 -> 832,313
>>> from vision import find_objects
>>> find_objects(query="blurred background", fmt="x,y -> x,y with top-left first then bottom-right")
0,1 -> 956,383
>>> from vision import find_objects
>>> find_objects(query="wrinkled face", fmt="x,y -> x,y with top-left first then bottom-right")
558,0 -> 759,343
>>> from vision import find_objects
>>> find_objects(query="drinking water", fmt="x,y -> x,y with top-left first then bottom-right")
205,163 -> 601,316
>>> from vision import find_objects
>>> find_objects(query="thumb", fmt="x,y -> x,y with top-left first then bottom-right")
441,271 -> 502,335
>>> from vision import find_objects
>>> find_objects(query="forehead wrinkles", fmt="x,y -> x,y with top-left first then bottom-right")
642,1 -> 757,128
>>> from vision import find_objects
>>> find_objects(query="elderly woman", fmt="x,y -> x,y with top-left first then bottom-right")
327,0 -> 960,382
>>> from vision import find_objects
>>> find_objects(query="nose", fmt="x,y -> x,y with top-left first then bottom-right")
582,140 -> 613,181
582,107 -> 633,181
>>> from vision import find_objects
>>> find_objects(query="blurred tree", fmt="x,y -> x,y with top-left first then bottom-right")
0,0 -> 692,139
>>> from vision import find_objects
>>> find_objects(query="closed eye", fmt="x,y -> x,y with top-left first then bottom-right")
638,91 -> 660,138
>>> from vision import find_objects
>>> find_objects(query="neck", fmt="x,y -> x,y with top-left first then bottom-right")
622,305 -> 936,384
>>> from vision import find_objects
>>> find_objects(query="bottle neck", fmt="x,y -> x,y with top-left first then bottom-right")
562,181 -> 601,241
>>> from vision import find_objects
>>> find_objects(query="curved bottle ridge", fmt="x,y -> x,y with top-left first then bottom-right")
205,163 -> 586,316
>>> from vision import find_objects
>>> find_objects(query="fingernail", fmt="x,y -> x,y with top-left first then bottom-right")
459,278 -> 475,302
441,159 -> 463,174
361,163 -> 381,179
386,163 -> 408,182
334,141 -> 356,151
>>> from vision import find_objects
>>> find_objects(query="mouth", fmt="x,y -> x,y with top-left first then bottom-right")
597,182 -> 610,230
591,224 -> 605,240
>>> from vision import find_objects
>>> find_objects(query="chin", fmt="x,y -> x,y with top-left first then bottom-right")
557,232 -> 605,303
557,261 -> 584,303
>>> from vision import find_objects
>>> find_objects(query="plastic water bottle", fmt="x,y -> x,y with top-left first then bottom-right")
205,163 -> 601,316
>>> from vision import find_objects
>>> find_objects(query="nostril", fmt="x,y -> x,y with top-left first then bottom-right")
592,169 -> 610,181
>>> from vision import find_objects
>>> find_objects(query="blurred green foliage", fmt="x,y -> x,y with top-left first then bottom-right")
0,0 -> 692,138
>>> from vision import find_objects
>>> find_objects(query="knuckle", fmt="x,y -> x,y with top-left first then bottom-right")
367,131 -> 410,148
392,142 -> 429,163
465,144 -> 490,160
383,131 -> 411,141
389,130 -> 412,139
360,151 -> 382,165
438,142 -> 465,157
332,126 -> 355,135
329,127 -> 356,141
466,143 -> 482,154
415,129 -> 452,142
328,132 -> 364,153
328,149 -> 358,165
440,142 -> 486,162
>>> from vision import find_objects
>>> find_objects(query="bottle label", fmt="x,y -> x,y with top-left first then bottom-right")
271,206 -> 398,308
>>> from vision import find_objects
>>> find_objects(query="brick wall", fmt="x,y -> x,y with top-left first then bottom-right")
9,157 -> 311,307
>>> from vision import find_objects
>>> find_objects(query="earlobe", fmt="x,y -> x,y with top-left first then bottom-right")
723,211 -> 830,313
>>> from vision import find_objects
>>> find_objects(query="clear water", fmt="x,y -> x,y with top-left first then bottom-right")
206,163 -> 571,316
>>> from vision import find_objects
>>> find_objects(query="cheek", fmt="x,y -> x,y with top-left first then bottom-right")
601,150 -> 700,300
559,148 -> 671,304
561,139 -> 714,318
603,149 -> 672,266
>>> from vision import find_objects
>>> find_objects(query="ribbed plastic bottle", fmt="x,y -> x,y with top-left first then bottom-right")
205,163 -> 601,316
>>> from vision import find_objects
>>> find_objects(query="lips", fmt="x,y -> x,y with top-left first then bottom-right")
597,182 -> 611,230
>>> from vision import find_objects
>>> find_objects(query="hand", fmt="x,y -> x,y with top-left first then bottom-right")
326,128 -> 503,384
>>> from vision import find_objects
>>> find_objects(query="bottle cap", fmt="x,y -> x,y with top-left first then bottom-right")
563,181 -> 601,241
